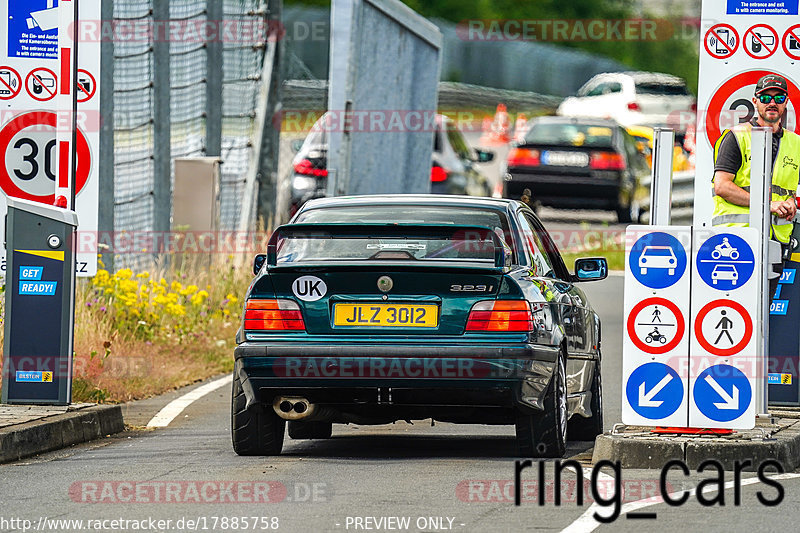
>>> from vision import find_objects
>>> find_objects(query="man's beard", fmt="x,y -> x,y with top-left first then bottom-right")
760,107 -> 782,124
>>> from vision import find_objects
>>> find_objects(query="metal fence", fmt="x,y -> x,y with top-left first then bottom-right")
109,0 -> 271,271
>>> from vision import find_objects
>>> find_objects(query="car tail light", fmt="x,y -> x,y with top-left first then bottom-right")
293,158 -> 328,177
244,299 -> 305,331
466,300 -> 533,332
690,102 -> 698,112
431,165 -> 448,182
590,151 -> 626,170
506,148 -> 540,167
627,101 -> 641,111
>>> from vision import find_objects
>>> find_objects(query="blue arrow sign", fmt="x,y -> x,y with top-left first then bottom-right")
696,233 -> 754,291
625,362 -> 684,419
693,365 -> 752,422
629,232 -> 687,289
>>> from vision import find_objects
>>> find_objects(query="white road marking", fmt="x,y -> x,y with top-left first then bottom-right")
562,471 -> 800,533
146,374 -> 232,428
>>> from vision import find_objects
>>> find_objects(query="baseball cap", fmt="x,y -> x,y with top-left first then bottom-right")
755,74 -> 788,95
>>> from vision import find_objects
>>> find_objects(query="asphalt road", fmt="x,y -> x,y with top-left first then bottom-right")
4,275 -> 800,533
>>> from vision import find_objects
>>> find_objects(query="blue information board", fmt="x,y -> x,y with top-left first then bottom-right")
727,0 -> 799,14
7,0 -> 59,60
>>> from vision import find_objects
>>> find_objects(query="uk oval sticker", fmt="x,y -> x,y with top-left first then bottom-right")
292,276 -> 327,301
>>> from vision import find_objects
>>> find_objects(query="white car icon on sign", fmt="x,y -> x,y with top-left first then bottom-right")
711,264 -> 738,285
639,246 -> 677,275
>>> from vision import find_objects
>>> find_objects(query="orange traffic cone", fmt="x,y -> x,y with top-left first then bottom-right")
513,113 -> 528,143
488,103 -> 510,143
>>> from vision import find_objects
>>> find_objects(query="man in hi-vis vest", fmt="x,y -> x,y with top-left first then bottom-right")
713,73 -> 800,298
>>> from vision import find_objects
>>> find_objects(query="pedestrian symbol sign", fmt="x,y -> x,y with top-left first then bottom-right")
626,297 -> 685,354
696,233 -> 755,291
625,363 -> 684,420
692,365 -> 752,423
628,232 -> 688,289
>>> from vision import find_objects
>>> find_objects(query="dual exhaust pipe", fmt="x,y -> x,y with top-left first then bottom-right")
272,396 -> 315,420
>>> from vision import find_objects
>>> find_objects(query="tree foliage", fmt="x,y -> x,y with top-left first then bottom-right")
286,0 -> 699,93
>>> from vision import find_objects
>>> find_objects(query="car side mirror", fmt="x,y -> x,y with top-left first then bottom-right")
253,254 -> 267,275
574,257 -> 608,281
291,139 -> 304,153
474,149 -> 494,163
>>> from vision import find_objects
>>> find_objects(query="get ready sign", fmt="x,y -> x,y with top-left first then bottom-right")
693,1 -> 800,228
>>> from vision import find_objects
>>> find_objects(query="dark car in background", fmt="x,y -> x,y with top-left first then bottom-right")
233,195 -> 607,458
289,114 -> 494,215
501,116 -> 649,223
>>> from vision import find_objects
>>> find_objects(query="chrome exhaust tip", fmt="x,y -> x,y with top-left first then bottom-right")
272,397 -> 314,420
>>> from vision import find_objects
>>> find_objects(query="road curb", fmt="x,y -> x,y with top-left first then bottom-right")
0,405 -> 124,463
592,418 -> 800,470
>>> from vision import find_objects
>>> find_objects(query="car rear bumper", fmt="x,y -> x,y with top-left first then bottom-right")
234,341 -> 559,415
503,171 -> 622,209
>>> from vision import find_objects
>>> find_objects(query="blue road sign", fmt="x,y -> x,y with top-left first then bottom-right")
693,364 -> 752,422
629,232 -> 687,289
7,0 -> 59,60
625,362 -> 684,419
696,233 -> 755,291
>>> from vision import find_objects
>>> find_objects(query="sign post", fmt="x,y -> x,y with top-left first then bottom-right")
649,128 -> 675,226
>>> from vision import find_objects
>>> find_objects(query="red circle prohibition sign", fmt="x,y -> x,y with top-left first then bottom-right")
627,297 -> 685,355
705,70 -> 800,147
0,111 -> 91,203
783,24 -> 800,61
75,69 -> 96,102
0,65 -> 22,100
25,68 -> 58,102
744,24 -> 778,59
704,24 -> 739,59
694,299 -> 753,357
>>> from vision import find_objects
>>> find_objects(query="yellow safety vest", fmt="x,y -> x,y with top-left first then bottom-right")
712,123 -> 800,243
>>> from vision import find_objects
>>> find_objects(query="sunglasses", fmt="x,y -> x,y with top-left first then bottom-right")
758,94 -> 787,104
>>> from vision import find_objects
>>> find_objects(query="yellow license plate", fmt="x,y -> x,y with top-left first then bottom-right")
333,303 -> 438,327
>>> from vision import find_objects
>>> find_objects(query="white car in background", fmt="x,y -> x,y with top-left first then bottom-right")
557,72 -> 697,136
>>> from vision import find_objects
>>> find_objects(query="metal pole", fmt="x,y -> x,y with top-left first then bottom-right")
649,128 -> 675,226
205,0 -> 223,158
153,2 -> 172,239
256,0 -> 284,230
70,0 -> 79,208
750,127 -> 773,417
99,0 -> 115,272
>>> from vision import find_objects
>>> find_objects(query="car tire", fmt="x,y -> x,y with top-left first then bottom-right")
231,372 -> 285,456
288,421 -> 333,439
568,359 -> 603,441
616,202 -> 634,223
515,348 -> 567,458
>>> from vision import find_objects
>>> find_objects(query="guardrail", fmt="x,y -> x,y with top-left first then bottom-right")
641,170 -> 696,226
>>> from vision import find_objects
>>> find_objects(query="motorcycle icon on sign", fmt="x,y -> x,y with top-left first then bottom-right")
711,238 -> 739,260
645,328 -> 668,344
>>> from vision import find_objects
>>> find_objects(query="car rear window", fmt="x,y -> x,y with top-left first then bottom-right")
524,123 -> 614,148
634,82 -> 690,96
290,205 -> 516,262
276,233 -> 501,264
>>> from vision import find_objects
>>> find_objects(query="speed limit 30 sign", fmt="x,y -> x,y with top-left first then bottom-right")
0,111 -> 90,204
